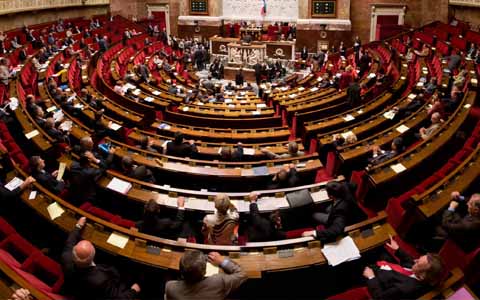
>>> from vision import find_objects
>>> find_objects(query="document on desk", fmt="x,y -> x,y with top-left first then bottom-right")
108,122 -> 122,131
311,190 -> 329,203
396,124 -> 410,133
321,236 -> 361,266
383,110 -> 395,120
390,163 -> 407,174
257,197 -> 280,211
107,232 -> 129,249
205,262 -> 219,277
243,148 -> 255,156
252,166 -> 269,176
144,96 -> 154,102
4,177 -> 24,191
106,177 -> 132,194
25,130 -> 39,139
256,103 -> 267,108
343,114 -> 355,122
47,202 -> 65,220
152,90 -> 161,96
230,200 -> 249,212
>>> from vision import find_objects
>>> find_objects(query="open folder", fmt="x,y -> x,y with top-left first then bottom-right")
321,236 -> 361,266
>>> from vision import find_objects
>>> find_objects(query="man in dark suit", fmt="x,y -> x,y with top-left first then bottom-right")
121,155 -> 156,184
235,69 -> 244,86
67,154 -> 104,205
61,217 -> 141,299
246,192 -> 286,242
98,35 -> 108,52
361,236 -> 445,300
254,62 -> 262,86
29,156 -> 65,194
303,181 -> 366,243
359,50 -> 371,77
166,132 -> 198,157
439,191 -> 480,252
268,164 -> 300,189
347,78 -> 361,107
73,136 -> 115,169
137,197 -> 190,239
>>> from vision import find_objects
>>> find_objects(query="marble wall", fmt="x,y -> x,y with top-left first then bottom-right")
223,0 -> 299,21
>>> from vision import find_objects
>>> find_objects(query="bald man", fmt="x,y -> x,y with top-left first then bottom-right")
441,192 -> 480,252
61,217 -> 140,299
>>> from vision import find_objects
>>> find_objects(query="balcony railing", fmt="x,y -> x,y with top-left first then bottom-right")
449,0 -> 480,7
0,0 -> 109,15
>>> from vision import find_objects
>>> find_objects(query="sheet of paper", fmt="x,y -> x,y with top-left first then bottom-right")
182,107 -> 189,112
152,90 -> 161,96
311,189 -> 329,203
73,103 -> 84,109
341,131 -> 354,140
390,163 -> 407,174
109,123 -> 122,131
343,114 -> 355,122
383,110 -> 395,120
133,89 -> 141,96
257,197 -> 280,211
396,125 -> 410,133
408,93 -> 417,100
56,162 -> 66,181
106,177 -> 132,194
251,111 -> 261,115
29,191 -> 37,200
106,232 -> 129,249
230,200 -> 250,212
298,87 -> 305,91
471,78 -> 478,85
144,96 -> 154,102
310,87 -> 319,92
446,287 -> 475,300
47,202 -> 65,220
464,104 -> 472,109
46,106 -> 57,113
205,262 -> 219,277
53,110 -> 64,122
243,148 -> 255,156
4,177 -> 24,191
256,103 -> 267,108
25,130 -> 39,139
321,236 -> 361,266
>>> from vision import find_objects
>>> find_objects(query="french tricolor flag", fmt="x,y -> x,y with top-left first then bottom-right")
260,0 -> 267,16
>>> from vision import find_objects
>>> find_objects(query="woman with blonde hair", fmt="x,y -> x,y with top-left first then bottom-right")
203,194 -> 239,245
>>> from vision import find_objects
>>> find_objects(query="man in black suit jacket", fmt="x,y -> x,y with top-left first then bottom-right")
61,217 -> 141,299
254,62 -> 262,85
165,132 -> 198,158
246,192 -> 286,242
439,191 -> 480,252
29,156 -> 65,194
136,197 -> 189,239
303,182 -> 367,243
235,69 -> 244,86
362,236 -> 445,300
67,154 -> 104,205
347,78 -> 361,107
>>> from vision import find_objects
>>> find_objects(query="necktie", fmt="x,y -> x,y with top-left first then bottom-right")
376,260 -> 414,276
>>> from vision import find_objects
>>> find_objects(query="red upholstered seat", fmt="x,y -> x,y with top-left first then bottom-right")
0,233 -> 39,265
285,228 -> 314,239
439,240 -> 480,284
328,286 -> 371,300
350,170 -> 369,203
20,252 -> 64,293
315,151 -> 338,182
0,217 -> 16,240
112,216 -> 136,229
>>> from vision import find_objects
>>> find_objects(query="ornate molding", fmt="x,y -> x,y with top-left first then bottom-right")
449,0 -> 480,6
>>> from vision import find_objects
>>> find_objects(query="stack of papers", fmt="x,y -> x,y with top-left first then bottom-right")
47,202 -> 65,220
205,262 -> 219,276
311,190 -> 329,203
321,236 -> 361,266
343,114 -> 355,122
106,177 -> 132,194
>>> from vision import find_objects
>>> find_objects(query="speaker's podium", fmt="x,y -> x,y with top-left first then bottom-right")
227,42 -> 267,66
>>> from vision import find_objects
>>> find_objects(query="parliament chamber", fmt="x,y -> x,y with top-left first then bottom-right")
0,0 -> 479,299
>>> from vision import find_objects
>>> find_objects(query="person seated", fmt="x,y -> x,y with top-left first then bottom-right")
29,156 -> 65,194
360,236 -> 445,300
73,136 -> 115,169
245,192 -> 286,242
61,217 -> 141,299
113,80 -> 124,96
219,143 -> 243,162
44,117 -> 70,144
405,48 -> 415,64
67,154 -> 104,205
424,77 -> 437,95
137,197 -> 191,239
392,93 -> 425,121
436,191 -> 480,252
165,132 -> 198,157
427,91 -> 445,117
419,112 -> 443,140
261,141 -> 304,159
368,137 -> 405,166
164,250 -> 247,300
203,194 -> 239,245
120,156 -> 155,183
442,82 -> 464,113
332,132 -> 357,148
268,164 -> 300,189
137,135 -> 158,153
302,181 -> 366,243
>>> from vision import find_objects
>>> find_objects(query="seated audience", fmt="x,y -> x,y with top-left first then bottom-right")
120,155 -> 155,183
262,141 -> 304,159
219,143 -> 244,161
137,197 -> 191,239
29,156 -> 65,194
164,250 -> 247,300
246,192 -> 286,242
436,191 -> 480,252
302,181 -> 366,243
61,217 -> 141,299
165,132 -> 198,157
203,194 -> 239,245
136,135 -> 159,153
68,154 -> 104,205
419,112 -> 443,140
368,137 -> 405,166
268,164 -> 300,189
360,236 -> 445,300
